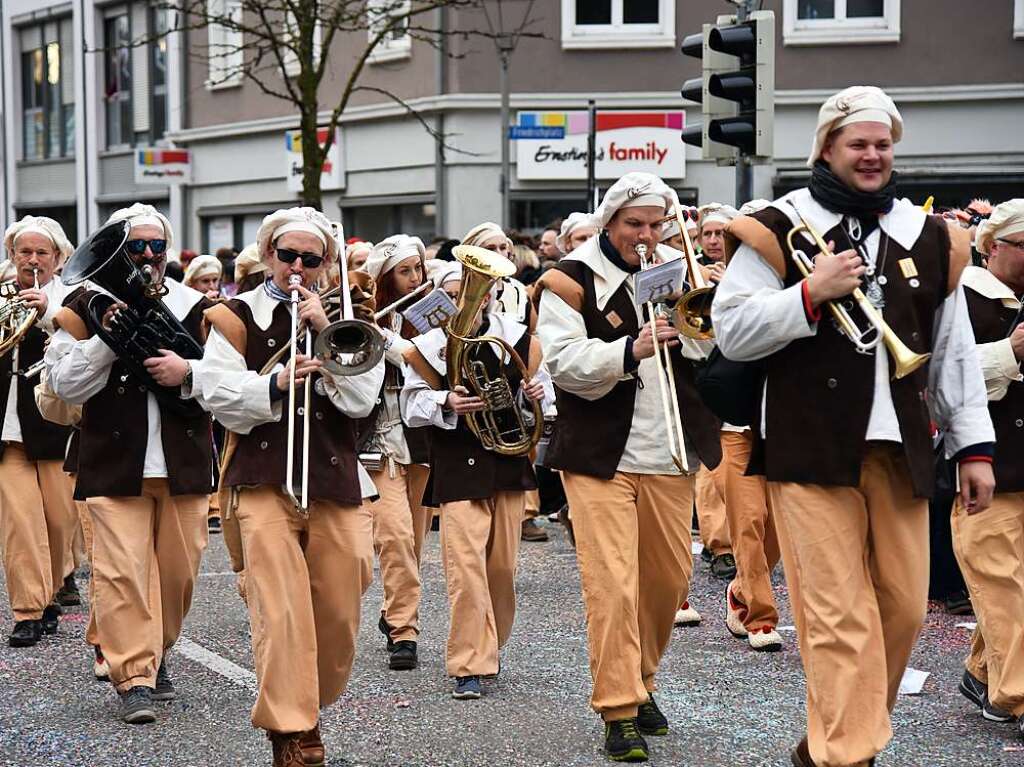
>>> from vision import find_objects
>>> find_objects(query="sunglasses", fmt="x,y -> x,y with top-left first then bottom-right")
276,248 -> 324,269
996,238 -> 1024,253
125,238 -> 168,255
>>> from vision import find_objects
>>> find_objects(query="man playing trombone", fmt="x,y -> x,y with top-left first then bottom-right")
712,86 -> 996,767
535,172 -> 722,762
191,207 -> 383,767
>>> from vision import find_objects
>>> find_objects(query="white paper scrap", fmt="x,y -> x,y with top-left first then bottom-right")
898,667 -> 929,695
778,626 -> 797,633
955,622 -> 977,631
691,541 -> 704,555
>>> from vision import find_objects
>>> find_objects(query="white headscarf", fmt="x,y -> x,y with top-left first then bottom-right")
362,234 -> 426,281
183,254 -> 222,287
106,203 -> 174,251
594,172 -> 674,228
808,85 -> 903,168
557,212 -> 598,254
255,207 -> 337,264
699,203 -> 739,230
975,199 -> 1024,256
3,215 -> 74,264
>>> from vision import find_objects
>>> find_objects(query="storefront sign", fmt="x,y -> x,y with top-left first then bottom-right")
515,111 -> 686,181
285,127 -> 345,192
134,148 -> 191,184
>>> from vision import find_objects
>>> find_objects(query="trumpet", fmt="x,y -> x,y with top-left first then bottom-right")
0,268 -> 40,358
636,243 -> 689,474
785,202 -> 930,380
667,205 -> 715,340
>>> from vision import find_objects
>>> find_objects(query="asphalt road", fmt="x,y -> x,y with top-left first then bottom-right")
0,517 -> 1020,767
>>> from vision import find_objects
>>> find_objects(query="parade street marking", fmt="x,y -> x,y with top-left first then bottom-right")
175,637 -> 258,693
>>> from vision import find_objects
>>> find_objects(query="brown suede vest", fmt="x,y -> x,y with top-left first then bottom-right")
0,323 -> 71,461
964,284 -> 1024,492
542,259 -> 723,480
750,205 -> 950,498
221,299 -> 362,506
66,290 -> 213,500
423,324 -> 536,506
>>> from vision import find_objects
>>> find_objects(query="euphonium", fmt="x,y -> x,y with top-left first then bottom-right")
445,245 -> 543,457
0,268 -> 40,358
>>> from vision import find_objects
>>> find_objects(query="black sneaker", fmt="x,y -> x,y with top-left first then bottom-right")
378,615 -> 395,652
700,546 -> 714,565
56,573 -> 82,607
710,553 -> 738,580
959,669 -> 986,708
120,686 -> 156,724
982,692 -> 1014,723
604,718 -> 648,762
389,640 -> 418,671
154,661 -> 175,701
208,516 -> 222,534
41,604 -> 61,635
636,696 -> 668,736
944,589 -> 973,615
8,620 -> 42,648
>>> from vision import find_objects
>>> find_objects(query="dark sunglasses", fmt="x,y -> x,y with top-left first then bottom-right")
125,238 -> 168,255
276,248 -> 324,269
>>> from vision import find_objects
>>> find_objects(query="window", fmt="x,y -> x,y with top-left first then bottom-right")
367,0 -> 412,64
104,13 -> 132,147
150,5 -> 168,139
1015,0 -> 1024,39
282,12 -> 322,77
207,0 -> 244,88
561,0 -> 675,50
104,4 -> 170,149
19,19 -> 74,161
783,0 -> 900,45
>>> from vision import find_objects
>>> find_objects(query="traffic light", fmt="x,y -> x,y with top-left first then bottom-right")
680,10 -> 775,162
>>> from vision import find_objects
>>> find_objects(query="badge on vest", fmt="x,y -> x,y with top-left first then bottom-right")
605,310 -> 623,329
898,258 -> 918,279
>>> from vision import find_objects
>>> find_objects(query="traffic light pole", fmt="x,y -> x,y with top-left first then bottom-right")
733,0 -> 756,207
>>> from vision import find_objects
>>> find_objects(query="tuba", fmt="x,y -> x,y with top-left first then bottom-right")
0,268 -> 40,358
445,245 -> 542,457
61,220 -> 205,415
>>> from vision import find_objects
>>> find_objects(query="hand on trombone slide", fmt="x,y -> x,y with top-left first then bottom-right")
275,353 -> 322,393
292,285 -> 330,333
804,240 -> 865,307
632,318 -> 680,362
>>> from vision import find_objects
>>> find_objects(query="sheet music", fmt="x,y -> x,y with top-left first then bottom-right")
634,258 -> 684,307
402,288 -> 459,335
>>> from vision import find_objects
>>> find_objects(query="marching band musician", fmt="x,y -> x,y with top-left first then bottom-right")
192,207 -> 383,767
952,199 -> 1024,738
713,86 -> 996,767
535,172 -> 722,762
45,204 -> 214,724
558,212 -> 599,257
400,248 -> 553,701
183,254 -> 224,299
0,216 -> 77,648
359,235 -> 433,672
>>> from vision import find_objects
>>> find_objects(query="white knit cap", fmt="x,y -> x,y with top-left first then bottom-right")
183,254 -> 222,286
975,199 -> 1024,256
699,203 -> 739,229
594,172 -> 674,228
106,203 -> 174,250
3,215 -> 74,264
362,234 -> 426,281
255,207 -> 337,265
807,86 -> 903,168
557,212 -> 598,254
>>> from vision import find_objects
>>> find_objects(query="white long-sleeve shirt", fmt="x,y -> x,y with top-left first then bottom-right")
45,278 -> 206,478
2,275 -> 74,443
960,265 -> 1023,401
710,188 -> 994,458
536,236 -> 711,475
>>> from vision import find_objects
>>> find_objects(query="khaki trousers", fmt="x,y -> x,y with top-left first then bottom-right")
952,491 -> 1024,717
88,480 -> 208,692
440,491 -> 524,677
367,462 -> 431,642
721,431 -> 780,630
695,459 -> 731,555
563,470 -> 695,721
236,486 -> 373,733
769,445 -> 927,767
0,446 -> 77,621
75,498 -> 101,647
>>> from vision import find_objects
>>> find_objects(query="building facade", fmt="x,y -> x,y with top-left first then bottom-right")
1,0 -> 1023,251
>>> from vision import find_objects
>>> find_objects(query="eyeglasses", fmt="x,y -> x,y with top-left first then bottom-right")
125,238 -> 168,255
996,238 -> 1024,253
276,248 -> 324,269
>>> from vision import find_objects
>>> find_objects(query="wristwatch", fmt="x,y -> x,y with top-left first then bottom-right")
181,362 -> 194,392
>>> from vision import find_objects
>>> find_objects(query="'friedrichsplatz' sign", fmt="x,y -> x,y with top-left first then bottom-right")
514,111 -> 686,181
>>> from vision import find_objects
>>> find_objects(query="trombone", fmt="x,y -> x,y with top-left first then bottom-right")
668,204 -> 715,340
284,273 -> 311,512
785,202 -> 930,380
635,243 -> 689,474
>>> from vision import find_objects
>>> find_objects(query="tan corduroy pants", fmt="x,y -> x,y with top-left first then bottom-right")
75,498 -> 101,647
563,470 -> 695,722
952,491 -> 1024,717
695,459 -> 731,556
236,486 -> 373,734
88,480 -> 208,692
440,491 -> 524,678
368,462 -> 431,643
769,445 -> 928,767
0,447 -> 77,621
721,431 -> 780,630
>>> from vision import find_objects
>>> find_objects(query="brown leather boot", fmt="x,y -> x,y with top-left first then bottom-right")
298,723 -> 325,767
268,731 -> 305,767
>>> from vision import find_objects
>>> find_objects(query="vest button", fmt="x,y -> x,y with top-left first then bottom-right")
315,411 -> 324,420
186,429 -> 194,437
297,407 -> 305,416
468,458 -> 476,466
117,386 -> 125,394
260,441 -> 268,450
330,456 -> 339,465
120,374 -> 129,383
267,338 -> 277,348
827,378 -> 838,389
138,386 -> 146,393
113,430 -> 120,439
1016,419 -> 1023,428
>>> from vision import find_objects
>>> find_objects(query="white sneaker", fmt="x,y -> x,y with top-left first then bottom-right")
748,627 -> 783,652
674,601 -> 701,627
725,580 -> 748,638
93,648 -> 110,681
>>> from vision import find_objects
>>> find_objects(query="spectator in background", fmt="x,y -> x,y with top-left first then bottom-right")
425,236 -> 449,260
164,261 -> 185,283
538,222 -> 561,264
214,247 -> 237,297
512,244 -> 543,286
435,238 -> 460,262
178,249 -> 198,268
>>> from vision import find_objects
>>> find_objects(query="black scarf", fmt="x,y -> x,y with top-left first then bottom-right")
599,231 -> 641,274
808,160 -> 897,218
